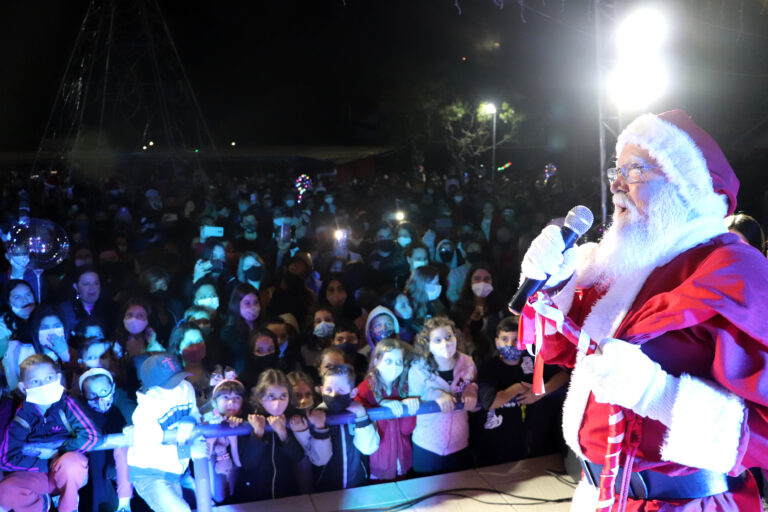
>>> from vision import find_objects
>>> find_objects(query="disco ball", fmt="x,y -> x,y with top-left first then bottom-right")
7,218 -> 70,270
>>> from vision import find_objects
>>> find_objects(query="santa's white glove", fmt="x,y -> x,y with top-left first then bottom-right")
520,225 -> 577,288
581,338 -> 677,427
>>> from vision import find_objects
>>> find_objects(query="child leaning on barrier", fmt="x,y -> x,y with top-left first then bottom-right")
202,378 -> 246,504
407,316 -> 478,475
78,367 -> 136,512
126,353 -> 203,512
0,353 -> 100,512
354,338 -> 419,481
234,369 -> 329,502
313,363 -> 380,492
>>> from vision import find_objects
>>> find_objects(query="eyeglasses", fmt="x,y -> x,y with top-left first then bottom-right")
606,164 -> 661,184
85,384 -> 114,401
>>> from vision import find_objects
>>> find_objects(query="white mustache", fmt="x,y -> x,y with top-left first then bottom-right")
613,193 -> 635,210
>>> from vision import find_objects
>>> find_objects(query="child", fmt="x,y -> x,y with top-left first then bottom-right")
408,316 -> 477,475
78,368 -> 135,512
239,328 -> 280,391
127,353 -> 202,512
202,379 -> 246,504
475,317 -> 569,463
287,370 -> 317,410
355,338 -> 419,480
330,322 -> 368,383
236,369 -> 330,502
314,363 -> 380,492
317,346 -> 346,379
0,354 -> 100,512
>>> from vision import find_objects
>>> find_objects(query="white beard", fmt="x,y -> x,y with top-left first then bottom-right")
593,182 -> 693,286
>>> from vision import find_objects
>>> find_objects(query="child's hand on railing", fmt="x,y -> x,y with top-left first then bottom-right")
289,415 -> 309,432
306,409 -> 326,429
268,415 -> 288,442
435,391 -> 456,413
247,414 -> 266,439
403,397 -> 420,415
381,399 -> 404,417
461,389 -> 478,411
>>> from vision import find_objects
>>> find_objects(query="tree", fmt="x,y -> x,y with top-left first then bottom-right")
438,100 -> 523,171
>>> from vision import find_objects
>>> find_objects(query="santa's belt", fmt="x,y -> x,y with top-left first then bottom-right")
580,459 -> 746,500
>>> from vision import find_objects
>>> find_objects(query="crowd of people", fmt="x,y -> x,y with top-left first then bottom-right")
0,166 -> 578,512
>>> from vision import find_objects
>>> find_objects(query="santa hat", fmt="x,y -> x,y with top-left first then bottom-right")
616,109 -> 739,217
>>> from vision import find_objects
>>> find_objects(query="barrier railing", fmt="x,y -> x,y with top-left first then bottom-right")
88,399 -> 468,512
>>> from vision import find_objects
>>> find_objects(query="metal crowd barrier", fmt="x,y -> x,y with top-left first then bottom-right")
89,399 -> 467,512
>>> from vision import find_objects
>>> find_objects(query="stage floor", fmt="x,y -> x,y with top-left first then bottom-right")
210,453 -> 575,512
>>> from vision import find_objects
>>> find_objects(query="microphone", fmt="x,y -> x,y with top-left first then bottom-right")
508,205 -> 594,315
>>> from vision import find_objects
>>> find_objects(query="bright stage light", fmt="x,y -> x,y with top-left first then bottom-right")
616,7 -> 669,56
479,102 -> 496,116
334,229 -> 345,241
395,211 -> 405,222
230,141 -> 236,146
148,141 -> 154,146
608,58 -> 669,111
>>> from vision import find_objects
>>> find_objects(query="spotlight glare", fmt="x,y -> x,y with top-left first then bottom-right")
616,7 -> 669,56
608,58 -> 668,110
148,141 -> 154,146
395,211 -> 405,222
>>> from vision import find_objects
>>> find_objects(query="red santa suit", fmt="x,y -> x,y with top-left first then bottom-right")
520,110 -> 768,511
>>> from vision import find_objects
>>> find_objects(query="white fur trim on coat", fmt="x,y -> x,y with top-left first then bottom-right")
616,113 -> 728,219
660,374 -> 745,473
570,478 -> 600,512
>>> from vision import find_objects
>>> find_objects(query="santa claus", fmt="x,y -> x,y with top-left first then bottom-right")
519,110 -> 768,511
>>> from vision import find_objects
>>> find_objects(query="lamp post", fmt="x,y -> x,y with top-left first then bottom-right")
480,102 -> 497,184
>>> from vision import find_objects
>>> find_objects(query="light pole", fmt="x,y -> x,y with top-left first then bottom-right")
480,102 -> 497,184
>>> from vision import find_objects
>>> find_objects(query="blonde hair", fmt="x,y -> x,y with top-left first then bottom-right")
250,369 -> 292,410
415,316 -> 461,373
366,338 -> 412,402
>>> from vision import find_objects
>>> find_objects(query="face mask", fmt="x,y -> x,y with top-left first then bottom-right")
210,259 -> 225,273
238,203 -> 249,213
313,321 -> 335,339
197,297 -> 219,310
499,345 -> 523,362
182,343 -> 207,363
426,284 -> 442,301
397,236 -> 412,248
253,352 -> 279,369
242,223 -> 257,233
466,252 -> 483,265
244,266 -> 263,282
39,327 -> 65,345
323,393 -> 351,413
439,250 -> 453,264
377,363 -> 403,384
371,328 -> 393,344
88,395 -> 114,413
12,303 -> 34,318
377,239 -> 395,253
285,200 -> 295,207
412,260 -> 427,270
431,342 -> 455,360
472,282 -> 493,298
394,302 -> 412,320
324,196 -> 334,204
454,196 -> 463,203
124,319 -> 148,335
338,342 -> 358,355
25,380 -> 65,406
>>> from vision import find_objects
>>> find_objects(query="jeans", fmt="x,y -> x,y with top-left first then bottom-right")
132,475 -> 191,512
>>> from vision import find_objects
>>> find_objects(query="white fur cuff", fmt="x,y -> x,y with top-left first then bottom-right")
570,478 -> 600,512
660,374 -> 745,473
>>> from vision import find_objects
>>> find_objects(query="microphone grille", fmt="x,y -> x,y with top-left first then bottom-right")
564,205 -> 594,236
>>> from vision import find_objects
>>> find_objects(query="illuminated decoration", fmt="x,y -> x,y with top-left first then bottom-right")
294,174 -> 313,204
148,141 -> 154,146
8,218 -> 70,301
230,141 -> 236,146
497,161 -> 512,172
543,163 -> 557,185
142,145 -> 147,150
194,148 -> 199,153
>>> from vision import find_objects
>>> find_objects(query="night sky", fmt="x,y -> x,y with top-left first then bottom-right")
3,0 -> 768,188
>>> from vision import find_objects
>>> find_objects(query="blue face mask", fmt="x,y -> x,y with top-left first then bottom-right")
499,345 -> 523,362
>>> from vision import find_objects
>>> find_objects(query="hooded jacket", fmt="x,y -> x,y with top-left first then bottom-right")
407,352 -> 478,456
364,305 -> 400,350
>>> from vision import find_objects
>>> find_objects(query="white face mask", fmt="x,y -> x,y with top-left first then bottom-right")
197,297 -> 219,310
471,282 -> 493,298
39,327 -> 65,345
124,319 -> 148,335
25,380 -> 65,405
397,236 -> 412,248
430,341 -> 455,360
411,260 -> 427,270
425,284 -> 442,301
377,362 -> 403,384
313,321 -> 335,339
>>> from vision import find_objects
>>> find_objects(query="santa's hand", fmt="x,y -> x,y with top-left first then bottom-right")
520,225 -> 576,287
581,338 -> 676,426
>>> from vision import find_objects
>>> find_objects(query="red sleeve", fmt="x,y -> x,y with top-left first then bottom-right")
354,379 -> 378,408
